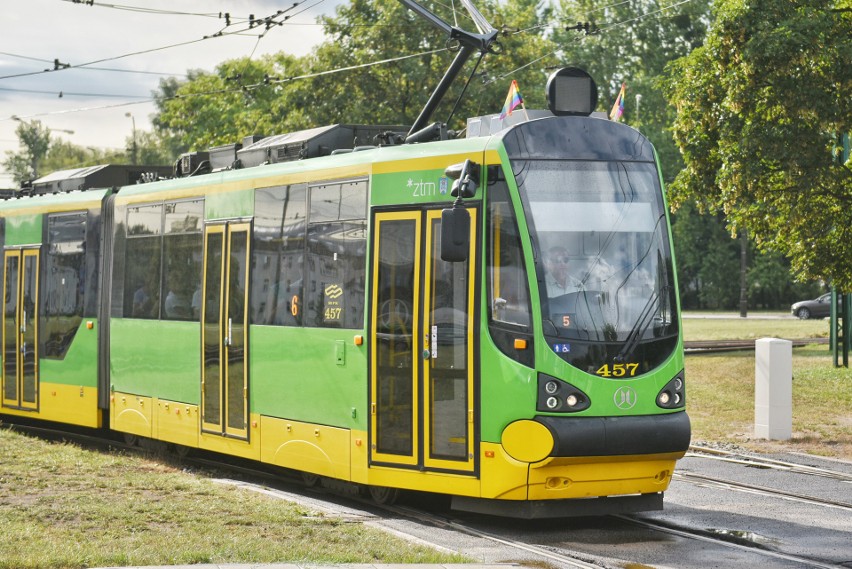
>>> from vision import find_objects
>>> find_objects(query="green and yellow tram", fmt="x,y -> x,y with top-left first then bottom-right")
1,68 -> 689,517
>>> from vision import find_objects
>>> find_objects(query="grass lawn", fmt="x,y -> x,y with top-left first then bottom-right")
683,313 -> 852,459
0,312 -> 848,567
0,428 -> 467,569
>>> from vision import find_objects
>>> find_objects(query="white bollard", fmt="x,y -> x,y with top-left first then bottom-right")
754,338 -> 792,440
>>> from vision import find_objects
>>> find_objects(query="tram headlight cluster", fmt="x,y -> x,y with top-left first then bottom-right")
537,374 -> 590,413
656,370 -> 686,409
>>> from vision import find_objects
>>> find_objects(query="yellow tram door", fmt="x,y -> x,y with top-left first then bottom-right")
200,222 -> 251,440
2,249 -> 40,411
370,209 -> 477,473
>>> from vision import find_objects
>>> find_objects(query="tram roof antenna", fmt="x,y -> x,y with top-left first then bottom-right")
399,0 -> 498,143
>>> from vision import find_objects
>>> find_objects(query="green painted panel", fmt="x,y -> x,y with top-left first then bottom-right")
205,189 -> 254,220
478,321 -> 538,442
370,168 -> 458,207
110,319 -> 200,403
4,214 -> 42,246
38,321 -> 99,388
250,325 -> 367,430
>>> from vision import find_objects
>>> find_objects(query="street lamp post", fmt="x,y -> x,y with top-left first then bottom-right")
126,112 -> 138,164
635,94 -> 642,127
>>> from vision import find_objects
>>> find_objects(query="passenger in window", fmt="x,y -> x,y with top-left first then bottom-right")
165,288 -> 189,319
191,285 -> 202,319
132,283 -> 151,317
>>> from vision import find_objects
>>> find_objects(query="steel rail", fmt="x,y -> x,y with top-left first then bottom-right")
614,515 -> 848,569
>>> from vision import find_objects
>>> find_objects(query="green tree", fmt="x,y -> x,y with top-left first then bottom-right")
153,56 -> 309,152
4,119 -> 172,187
672,202 -> 743,309
42,139 -> 127,174
552,0 -> 712,181
663,0 -> 852,289
3,120 -> 51,184
151,0 -> 558,149
298,0 -> 556,130
747,250 -> 823,310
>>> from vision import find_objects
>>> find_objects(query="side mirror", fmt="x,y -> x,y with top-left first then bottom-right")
445,159 -> 480,198
441,207 -> 470,262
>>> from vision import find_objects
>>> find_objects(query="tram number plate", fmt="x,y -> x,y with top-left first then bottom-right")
323,283 -> 344,323
595,363 -> 639,377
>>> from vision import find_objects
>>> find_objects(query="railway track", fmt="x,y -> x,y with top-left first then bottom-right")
687,444 -> 852,482
5,416 -> 850,568
376,491 -> 850,569
684,337 -> 829,353
614,515 -> 849,569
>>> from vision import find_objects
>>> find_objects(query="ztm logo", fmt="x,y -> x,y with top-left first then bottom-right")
324,284 -> 343,299
613,386 -> 637,410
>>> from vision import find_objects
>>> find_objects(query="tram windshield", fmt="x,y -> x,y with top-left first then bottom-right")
516,159 -> 678,373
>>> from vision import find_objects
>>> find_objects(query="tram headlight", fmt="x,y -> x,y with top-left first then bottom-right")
537,374 -> 590,413
656,370 -> 686,409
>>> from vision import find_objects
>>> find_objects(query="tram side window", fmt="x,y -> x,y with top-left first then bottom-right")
162,200 -> 203,321
488,176 -> 531,328
251,184 -> 307,326
305,180 -> 367,329
43,212 -> 87,359
487,171 -> 534,367
124,204 -> 162,319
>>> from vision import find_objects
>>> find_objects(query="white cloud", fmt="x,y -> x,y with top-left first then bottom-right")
0,0 -> 338,187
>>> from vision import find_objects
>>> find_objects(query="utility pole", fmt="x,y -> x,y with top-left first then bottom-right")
739,229 -> 748,318
126,112 -> 138,164
635,93 -> 642,128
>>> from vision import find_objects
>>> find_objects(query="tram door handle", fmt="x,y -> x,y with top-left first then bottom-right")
20,310 -> 26,333
224,318 -> 232,346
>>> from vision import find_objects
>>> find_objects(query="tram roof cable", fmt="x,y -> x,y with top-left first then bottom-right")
399,0 -> 499,141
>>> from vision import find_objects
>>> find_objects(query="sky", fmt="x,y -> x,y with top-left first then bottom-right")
0,0 -> 342,187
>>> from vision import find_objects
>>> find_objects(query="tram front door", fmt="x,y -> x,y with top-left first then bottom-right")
200,222 -> 250,440
2,249 -> 39,411
370,208 -> 477,473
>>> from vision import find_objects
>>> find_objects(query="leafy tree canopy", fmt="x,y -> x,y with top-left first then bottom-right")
553,0 -> 712,181
2,120 -> 51,184
152,0 -> 560,149
663,0 -> 852,288
3,119 -> 172,187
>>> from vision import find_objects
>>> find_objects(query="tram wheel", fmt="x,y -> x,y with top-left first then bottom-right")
123,433 -> 139,447
368,485 -> 400,505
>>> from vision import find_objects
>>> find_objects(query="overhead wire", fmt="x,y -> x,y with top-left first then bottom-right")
2,0 -> 699,125
0,2 -> 316,82
0,86 -> 149,98
0,46 -> 450,123
58,0 -> 236,19
0,51 -> 187,78
482,0 -> 699,87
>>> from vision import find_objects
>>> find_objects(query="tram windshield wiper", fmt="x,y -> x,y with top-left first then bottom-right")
615,287 -> 664,364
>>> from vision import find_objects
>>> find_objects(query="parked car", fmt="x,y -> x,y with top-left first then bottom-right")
791,292 -> 832,319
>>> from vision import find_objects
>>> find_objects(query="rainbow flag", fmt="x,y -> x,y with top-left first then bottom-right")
609,83 -> 626,121
499,80 -> 524,119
